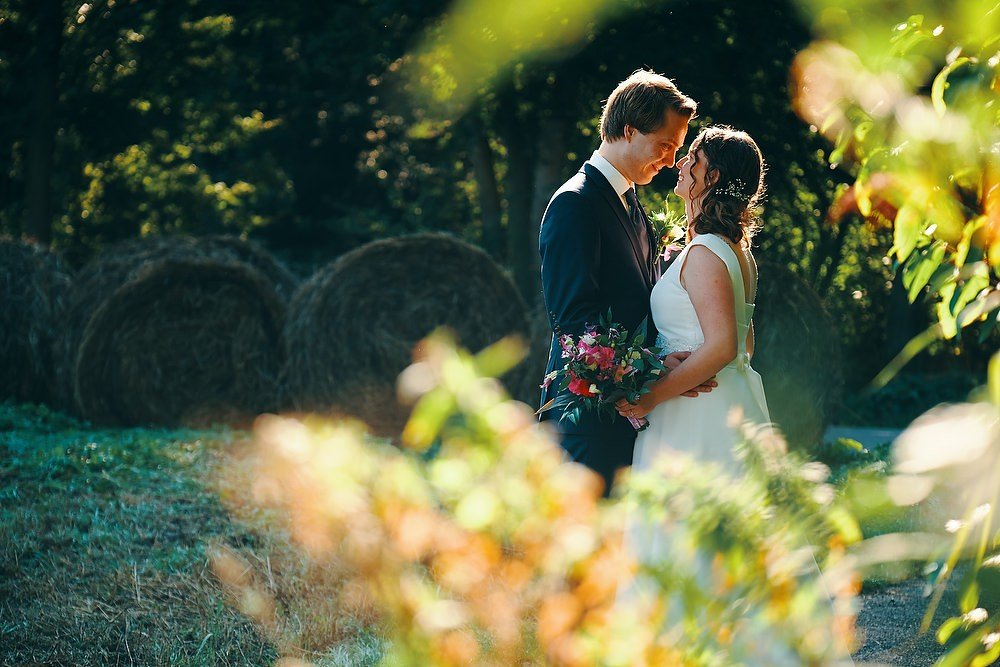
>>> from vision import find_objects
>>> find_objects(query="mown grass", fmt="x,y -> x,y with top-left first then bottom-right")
0,401 -> 955,666
0,402 -> 382,666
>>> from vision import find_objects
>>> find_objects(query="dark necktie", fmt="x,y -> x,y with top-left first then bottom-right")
624,187 -> 653,274
623,187 -> 642,226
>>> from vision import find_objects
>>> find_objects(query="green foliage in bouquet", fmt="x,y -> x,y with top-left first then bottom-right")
541,313 -> 666,428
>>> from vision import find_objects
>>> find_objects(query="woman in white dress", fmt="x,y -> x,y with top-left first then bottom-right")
616,124 -> 769,469
615,126 -> 852,665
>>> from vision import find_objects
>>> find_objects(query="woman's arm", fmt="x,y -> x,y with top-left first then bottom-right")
617,245 -> 736,418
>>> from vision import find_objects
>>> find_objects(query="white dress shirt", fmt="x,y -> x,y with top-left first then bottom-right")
588,151 -> 633,209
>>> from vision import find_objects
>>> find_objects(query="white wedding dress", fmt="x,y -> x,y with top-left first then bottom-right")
621,233 -> 852,665
633,232 -> 769,474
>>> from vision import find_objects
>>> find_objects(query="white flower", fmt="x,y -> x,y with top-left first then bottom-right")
945,519 -> 964,533
589,384 -> 600,394
971,503 -> 992,525
983,553 -> 1000,567
964,608 -> 988,624
983,632 -> 1000,649
581,333 -> 596,345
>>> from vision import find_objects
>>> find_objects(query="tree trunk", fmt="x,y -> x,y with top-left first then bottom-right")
526,115 -> 567,308
467,113 -> 503,260
496,94 -> 540,305
504,127 -> 536,304
22,0 -> 63,245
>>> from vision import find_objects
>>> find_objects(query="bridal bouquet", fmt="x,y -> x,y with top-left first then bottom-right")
539,313 -> 666,431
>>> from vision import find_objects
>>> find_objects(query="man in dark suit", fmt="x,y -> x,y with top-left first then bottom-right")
539,70 -> 707,494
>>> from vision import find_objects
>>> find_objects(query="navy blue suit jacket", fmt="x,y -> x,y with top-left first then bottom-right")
538,162 -> 661,490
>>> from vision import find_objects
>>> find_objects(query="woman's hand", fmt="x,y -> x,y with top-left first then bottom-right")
615,391 -> 659,420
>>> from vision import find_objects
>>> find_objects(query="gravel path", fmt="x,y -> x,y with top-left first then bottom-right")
852,575 -> 960,666
825,426 -> 955,666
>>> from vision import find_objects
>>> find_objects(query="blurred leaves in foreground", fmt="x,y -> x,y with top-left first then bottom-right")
218,332 -> 858,666
790,5 -> 1000,659
792,0 -> 1000,381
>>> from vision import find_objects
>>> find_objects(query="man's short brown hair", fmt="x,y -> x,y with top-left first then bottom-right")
599,69 -> 697,142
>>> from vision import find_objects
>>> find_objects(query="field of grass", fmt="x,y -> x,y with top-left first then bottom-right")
0,402 -> 381,666
1,401 -> 960,666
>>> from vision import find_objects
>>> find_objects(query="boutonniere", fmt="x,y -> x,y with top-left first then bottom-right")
649,210 -> 687,263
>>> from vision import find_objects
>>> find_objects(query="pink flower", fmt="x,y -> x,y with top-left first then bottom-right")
567,373 -> 597,397
579,341 -> 616,370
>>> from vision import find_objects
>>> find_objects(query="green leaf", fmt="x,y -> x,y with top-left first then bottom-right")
892,204 -> 924,262
903,241 -> 948,302
958,579 -> 980,614
403,390 -> 455,450
956,216 -> 987,267
829,128 -> 849,167
971,640 -> 1000,667
932,56 -> 972,116
936,617 -> 963,644
989,351 -> 1000,408
934,626 -> 992,667
949,264 -> 990,315
936,290 -> 958,339
474,335 -> 527,377
929,264 -> 959,297
957,289 -> 1000,328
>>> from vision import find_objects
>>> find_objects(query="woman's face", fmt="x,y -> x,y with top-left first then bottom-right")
673,148 -> 713,203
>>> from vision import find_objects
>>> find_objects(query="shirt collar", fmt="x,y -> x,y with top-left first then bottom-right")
589,151 -> 632,199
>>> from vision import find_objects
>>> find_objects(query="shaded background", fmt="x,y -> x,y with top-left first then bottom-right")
0,0 -> 986,405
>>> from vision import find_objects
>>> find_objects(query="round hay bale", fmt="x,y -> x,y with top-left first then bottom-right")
56,236 -> 204,408
201,235 -> 299,302
513,302 -> 554,409
0,239 -> 71,404
74,258 -> 285,426
753,260 -> 843,453
59,235 -> 294,425
283,233 -> 531,435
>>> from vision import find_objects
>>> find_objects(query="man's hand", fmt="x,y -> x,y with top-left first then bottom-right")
662,350 -> 717,398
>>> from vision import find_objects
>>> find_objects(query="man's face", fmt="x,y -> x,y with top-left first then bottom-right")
621,110 -> 690,185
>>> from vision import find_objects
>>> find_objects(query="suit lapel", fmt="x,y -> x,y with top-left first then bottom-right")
581,164 -> 651,287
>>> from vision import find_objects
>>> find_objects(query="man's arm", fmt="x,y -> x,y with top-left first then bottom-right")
539,191 -> 603,337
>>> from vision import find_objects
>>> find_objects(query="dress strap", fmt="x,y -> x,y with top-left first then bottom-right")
686,234 -> 751,355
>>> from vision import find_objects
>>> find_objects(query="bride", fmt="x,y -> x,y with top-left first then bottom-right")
615,124 -> 769,468
615,125 -> 853,665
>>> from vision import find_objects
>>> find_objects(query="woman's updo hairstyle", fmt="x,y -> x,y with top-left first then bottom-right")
687,125 -> 766,246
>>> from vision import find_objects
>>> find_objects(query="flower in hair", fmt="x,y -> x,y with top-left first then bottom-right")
717,177 -> 751,200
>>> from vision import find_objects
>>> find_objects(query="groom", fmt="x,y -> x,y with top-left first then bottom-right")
538,70 -> 703,495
